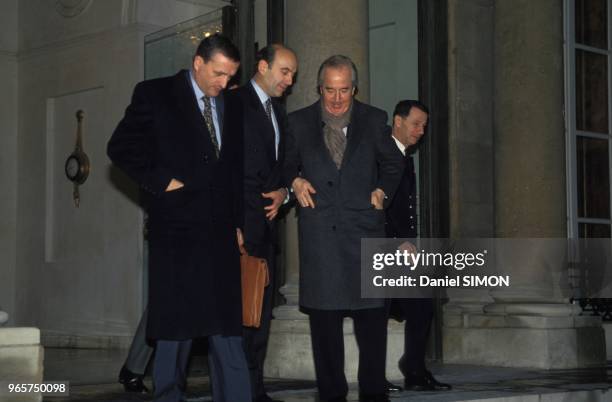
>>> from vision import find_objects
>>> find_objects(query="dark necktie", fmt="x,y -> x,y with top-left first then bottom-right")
265,98 -> 273,122
265,98 -> 279,159
405,153 -> 414,176
202,96 -> 220,157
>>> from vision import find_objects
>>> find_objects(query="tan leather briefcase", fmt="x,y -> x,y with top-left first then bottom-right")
240,245 -> 269,328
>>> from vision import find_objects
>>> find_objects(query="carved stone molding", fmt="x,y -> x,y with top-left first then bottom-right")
55,0 -> 92,18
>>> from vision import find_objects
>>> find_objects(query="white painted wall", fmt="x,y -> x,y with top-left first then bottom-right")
254,0 -> 268,49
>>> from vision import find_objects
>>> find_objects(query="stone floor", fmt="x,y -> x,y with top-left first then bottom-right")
42,347 -> 612,402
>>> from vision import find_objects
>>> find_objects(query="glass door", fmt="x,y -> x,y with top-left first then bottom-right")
144,8 -> 230,80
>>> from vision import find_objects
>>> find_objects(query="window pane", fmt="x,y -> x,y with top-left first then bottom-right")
576,50 -> 609,133
579,223 -> 611,238
575,0 -> 608,49
577,136 -> 610,219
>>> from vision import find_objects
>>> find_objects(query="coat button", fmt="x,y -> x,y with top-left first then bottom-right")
332,225 -> 336,231
204,155 -> 209,162
327,181 -> 333,186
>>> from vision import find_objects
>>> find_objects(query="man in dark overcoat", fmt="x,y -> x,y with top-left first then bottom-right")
385,100 -> 451,392
228,44 -> 297,402
283,55 -> 404,402
107,34 -> 250,402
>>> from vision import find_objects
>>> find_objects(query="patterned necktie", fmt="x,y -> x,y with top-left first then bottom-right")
323,125 -> 347,169
202,96 -> 220,157
265,98 -> 273,122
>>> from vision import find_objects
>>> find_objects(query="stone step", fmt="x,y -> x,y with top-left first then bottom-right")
0,327 -> 43,402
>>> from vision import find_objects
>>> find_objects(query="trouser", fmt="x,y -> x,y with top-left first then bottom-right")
308,307 -> 388,400
124,308 -> 154,375
153,335 -> 252,402
392,298 -> 433,374
242,246 -> 275,398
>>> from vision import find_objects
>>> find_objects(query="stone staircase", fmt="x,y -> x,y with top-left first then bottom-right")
0,311 -> 44,402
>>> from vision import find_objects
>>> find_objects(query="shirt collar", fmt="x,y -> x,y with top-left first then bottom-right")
189,70 -> 204,99
189,70 -> 216,107
250,79 -> 271,106
392,135 -> 407,156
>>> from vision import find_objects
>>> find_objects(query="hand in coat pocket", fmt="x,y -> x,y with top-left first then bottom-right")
370,188 -> 386,210
165,178 -> 184,192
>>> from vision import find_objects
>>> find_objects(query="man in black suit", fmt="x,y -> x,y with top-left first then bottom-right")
385,100 -> 451,392
107,34 -> 251,402
229,44 -> 297,402
284,55 -> 404,402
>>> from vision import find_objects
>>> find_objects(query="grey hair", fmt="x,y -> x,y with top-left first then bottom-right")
317,55 -> 358,89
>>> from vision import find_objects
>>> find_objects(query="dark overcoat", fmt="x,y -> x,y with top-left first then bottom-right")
283,100 -> 404,311
228,83 -> 287,258
107,70 -> 244,340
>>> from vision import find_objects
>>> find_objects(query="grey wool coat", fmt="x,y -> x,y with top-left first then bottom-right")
283,100 -> 404,311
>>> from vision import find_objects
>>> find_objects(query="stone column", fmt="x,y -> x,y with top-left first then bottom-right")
443,0 -> 605,368
443,0 -> 496,330
265,0 -> 374,380
0,0 -> 18,331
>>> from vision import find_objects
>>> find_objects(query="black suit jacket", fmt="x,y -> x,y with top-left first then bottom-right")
107,70 -> 244,340
228,82 -> 287,258
385,139 -> 418,239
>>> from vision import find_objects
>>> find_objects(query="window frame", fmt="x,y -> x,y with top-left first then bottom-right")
564,0 -> 612,239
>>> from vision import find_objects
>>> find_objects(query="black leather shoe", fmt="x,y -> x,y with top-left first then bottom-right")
403,370 -> 451,391
385,380 -> 402,392
358,392 -> 390,402
424,370 -> 452,390
254,393 -> 283,402
403,372 -> 433,391
118,365 -> 149,393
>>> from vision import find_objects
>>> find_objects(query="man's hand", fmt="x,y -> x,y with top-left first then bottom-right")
398,241 -> 417,254
236,228 -> 244,248
165,178 -> 184,192
262,188 -> 287,220
292,178 -> 317,208
398,241 -> 418,268
370,188 -> 386,210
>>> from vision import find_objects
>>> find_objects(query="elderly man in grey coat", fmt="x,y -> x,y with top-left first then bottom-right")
283,55 -> 404,402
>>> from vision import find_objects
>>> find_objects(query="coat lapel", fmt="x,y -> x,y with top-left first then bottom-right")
340,100 -> 364,170
246,83 -> 277,163
172,70 -> 219,160
216,92 -> 224,135
310,101 -> 339,172
272,99 -> 286,162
